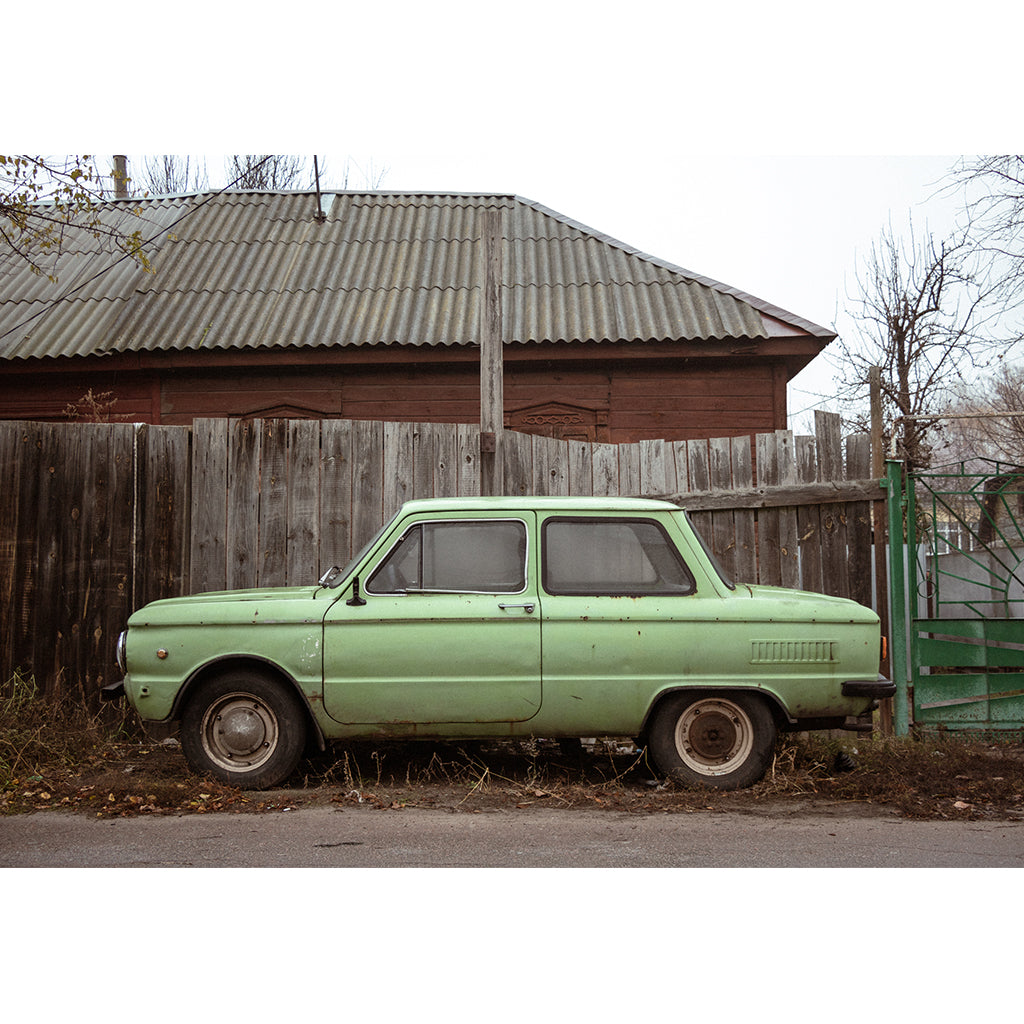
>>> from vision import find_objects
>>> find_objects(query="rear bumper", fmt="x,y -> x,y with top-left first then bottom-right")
842,676 -> 895,700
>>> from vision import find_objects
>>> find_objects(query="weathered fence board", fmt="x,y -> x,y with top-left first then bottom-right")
457,423 -> 480,496
190,418 -> 228,594
287,420 -> 321,585
138,424 -> 191,608
755,432 -> 783,586
816,409 -> 849,600
411,424 -> 434,499
259,419 -> 289,586
227,419 -> 259,591
796,434 -> 823,596
384,421 -> 414,518
593,443 -> 619,496
1,413 -> 879,701
708,436 -> 737,581
353,419 -> 385,552
731,434 -> 757,583
685,440 -> 712,556
566,439 -> 589,496
320,419 -> 353,578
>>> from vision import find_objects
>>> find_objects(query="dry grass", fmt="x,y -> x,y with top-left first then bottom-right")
2,671 -> 140,781
4,675 -> 1024,820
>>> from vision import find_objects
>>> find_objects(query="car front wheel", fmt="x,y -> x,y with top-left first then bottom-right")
181,670 -> 307,789
647,693 -> 777,790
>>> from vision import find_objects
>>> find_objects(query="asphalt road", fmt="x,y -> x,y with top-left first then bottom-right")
3,805 -> 1024,867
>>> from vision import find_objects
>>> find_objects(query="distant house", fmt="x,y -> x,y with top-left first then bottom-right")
0,191 -> 834,441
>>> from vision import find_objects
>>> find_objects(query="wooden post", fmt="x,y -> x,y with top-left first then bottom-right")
871,366 -> 894,735
480,207 -> 504,495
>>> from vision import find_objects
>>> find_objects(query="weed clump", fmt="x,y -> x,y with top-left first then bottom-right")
1,670 -> 146,813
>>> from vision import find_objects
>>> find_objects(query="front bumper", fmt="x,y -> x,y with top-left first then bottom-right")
101,679 -> 126,702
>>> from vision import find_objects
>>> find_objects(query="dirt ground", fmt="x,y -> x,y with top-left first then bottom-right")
5,731 -> 1024,822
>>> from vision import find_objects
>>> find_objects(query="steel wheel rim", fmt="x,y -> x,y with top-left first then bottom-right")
200,691 -> 279,773
674,698 -> 754,776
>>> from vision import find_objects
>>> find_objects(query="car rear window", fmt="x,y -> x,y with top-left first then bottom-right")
542,517 -> 695,596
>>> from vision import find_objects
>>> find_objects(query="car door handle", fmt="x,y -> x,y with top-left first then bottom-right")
498,602 -> 536,614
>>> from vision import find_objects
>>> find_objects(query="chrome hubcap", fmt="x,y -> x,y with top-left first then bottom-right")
201,693 -> 278,772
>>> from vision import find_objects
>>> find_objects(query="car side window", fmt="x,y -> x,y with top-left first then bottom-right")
367,519 -> 527,594
542,517 -> 695,596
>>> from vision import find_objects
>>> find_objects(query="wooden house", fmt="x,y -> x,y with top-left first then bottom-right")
0,191 -> 834,440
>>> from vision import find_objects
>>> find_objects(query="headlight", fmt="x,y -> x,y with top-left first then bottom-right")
116,630 -> 127,674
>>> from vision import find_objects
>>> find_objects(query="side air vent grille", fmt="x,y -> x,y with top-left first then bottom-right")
751,640 -> 837,664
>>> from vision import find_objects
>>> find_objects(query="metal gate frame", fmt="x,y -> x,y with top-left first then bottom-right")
887,458 -> 1024,736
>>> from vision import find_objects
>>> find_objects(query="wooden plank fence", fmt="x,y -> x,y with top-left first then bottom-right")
0,412 -> 883,701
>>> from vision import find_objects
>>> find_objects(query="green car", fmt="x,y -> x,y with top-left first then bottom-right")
106,497 -> 891,791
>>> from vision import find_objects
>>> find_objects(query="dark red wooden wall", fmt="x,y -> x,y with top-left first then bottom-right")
0,342 -> 790,442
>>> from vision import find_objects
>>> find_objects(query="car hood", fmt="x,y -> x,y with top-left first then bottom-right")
739,584 -> 879,622
127,586 -> 325,627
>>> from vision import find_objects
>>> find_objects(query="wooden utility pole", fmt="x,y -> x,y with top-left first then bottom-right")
871,365 -> 894,734
479,207 -> 504,495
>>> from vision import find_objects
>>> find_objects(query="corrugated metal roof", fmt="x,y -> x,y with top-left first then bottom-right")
0,191 -> 834,361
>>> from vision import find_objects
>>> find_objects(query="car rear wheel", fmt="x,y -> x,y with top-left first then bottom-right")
181,670 -> 307,789
647,693 -> 776,790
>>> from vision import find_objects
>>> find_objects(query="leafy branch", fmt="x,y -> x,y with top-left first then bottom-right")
0,155 -> 153,282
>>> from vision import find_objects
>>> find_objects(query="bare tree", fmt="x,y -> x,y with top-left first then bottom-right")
935,363 -> 1024,466
139,155 -> 209,195
224,155 -> 390,192
336,157 -> 389,189
835,217 -> 1013,471
947,156 -> 1024,299
226,155 -> 308,190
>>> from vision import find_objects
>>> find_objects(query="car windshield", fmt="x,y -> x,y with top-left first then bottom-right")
323,511 -> 402,588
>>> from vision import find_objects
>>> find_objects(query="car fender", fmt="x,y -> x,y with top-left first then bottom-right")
638,684 -> 796,740
170,655 -> 327,753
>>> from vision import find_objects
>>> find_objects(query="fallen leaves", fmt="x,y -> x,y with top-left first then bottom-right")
5,734 -> 1024,822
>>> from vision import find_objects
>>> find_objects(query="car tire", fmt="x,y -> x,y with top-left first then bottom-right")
181,670 -> 307,789
647,692 -> 777,790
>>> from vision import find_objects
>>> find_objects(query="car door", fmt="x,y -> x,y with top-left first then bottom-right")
322,514 -> 541,725
537,513 -> 711,732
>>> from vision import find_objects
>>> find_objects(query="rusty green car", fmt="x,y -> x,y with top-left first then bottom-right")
106,496 -> 891,790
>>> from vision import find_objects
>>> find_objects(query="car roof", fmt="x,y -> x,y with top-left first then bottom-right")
397,495 -> 681,514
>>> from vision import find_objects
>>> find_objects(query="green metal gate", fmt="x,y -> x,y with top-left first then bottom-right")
887,459 -> 1024,735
